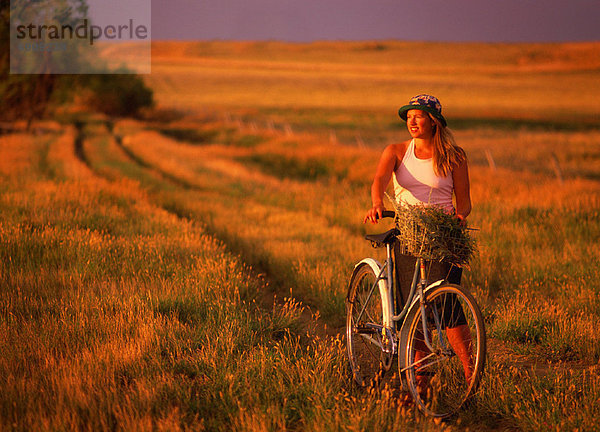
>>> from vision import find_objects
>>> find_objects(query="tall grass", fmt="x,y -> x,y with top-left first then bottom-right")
3,111 -> 600,430
0,123 -> 460,430
0,129 -> 344,430
3,40 -> 600,430
106,113 -> 600,430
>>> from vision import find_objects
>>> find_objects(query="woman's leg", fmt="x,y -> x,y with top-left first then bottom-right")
444,264 -> 474,382
445,324 -> 474,382
411,328 -> 431,400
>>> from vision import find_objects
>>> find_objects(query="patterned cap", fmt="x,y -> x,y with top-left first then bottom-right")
398,94 -> 447,127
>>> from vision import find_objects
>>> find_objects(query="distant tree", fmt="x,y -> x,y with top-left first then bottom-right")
0,0 -> 153,127
77,73 -> 154,117
0,0 -> 82,126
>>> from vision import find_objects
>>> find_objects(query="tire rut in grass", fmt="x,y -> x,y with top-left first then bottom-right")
94,124 -> 590,377
113,134 -> 200,191
86,123 -> 337,340
73,120 -> 92,169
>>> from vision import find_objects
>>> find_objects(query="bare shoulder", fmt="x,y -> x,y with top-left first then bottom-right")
386,140 -> 410,160
376,141 -> 409,172
453,145 -> 469,169
375,141 -> 410,176
455,145 -> 467,160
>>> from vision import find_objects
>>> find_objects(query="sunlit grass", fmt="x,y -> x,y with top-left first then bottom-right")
3,111 -> 599,430
0,124 -> 451,430
3,40 -> 600,430
146,41 -> 600,121
112,115 -> 599,429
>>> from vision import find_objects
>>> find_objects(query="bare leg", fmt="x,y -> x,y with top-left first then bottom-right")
445,324 -> 474,382
412,330 -> 430,399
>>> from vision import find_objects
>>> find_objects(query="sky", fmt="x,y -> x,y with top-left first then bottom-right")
150,0 -> 600,43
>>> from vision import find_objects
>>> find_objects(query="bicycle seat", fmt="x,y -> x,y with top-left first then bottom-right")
365,228 -> 399,246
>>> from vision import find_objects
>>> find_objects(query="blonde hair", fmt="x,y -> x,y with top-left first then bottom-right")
429,115 -> 466,177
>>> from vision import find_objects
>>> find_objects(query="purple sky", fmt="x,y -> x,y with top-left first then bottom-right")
151,0 -> 600,42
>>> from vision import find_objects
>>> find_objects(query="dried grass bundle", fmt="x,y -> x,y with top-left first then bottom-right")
389,199 -> 476,266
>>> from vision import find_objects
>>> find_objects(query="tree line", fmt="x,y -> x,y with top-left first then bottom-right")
0,0 -> 153,128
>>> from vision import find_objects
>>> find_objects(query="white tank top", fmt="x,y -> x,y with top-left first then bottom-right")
392,139 -> 454,212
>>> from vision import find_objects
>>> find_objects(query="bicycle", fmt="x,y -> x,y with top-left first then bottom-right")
346,210 -> 486,418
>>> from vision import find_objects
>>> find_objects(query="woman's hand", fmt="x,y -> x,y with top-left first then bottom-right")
456,214 -> 467,227
364,204 -> 386,224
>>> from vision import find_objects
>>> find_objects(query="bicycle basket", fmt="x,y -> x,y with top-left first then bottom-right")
391,202 -> 476,266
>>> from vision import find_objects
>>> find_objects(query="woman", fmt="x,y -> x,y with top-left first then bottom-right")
364,94 -> 474,385
364,94 -> 470,224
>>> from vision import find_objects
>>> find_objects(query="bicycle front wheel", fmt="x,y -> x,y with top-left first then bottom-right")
346,262 -> 392,388
401,283 -> 486,418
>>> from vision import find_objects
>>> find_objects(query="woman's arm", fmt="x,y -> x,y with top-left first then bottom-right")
364,144 -> 400,224
452,158 -> 471,221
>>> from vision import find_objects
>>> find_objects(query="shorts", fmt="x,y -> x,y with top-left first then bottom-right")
394,244 -> 467,329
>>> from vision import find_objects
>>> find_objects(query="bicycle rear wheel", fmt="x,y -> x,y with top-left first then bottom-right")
346,262 -> 392,387
401,283 -> 486,418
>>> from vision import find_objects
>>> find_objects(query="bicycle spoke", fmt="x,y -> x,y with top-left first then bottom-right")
400,351 -> 437,373
346,263 -> 388,387
358,333 -> 384,351
402,284 -> 486,418
355,276 -> 380,325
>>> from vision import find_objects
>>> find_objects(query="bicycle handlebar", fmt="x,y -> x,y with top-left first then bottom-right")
379,210 -> 395,219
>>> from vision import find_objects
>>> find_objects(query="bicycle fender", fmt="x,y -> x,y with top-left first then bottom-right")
348,258 -> 393,329
426,279 -> 445,290
402,279 -> 446,321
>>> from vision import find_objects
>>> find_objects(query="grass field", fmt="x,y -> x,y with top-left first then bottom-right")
2,41 -> 600,431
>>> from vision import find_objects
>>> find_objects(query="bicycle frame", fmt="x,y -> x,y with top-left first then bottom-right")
395,255 -> 455,378
353,242 -> 449,359
348,218 -> 486,417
